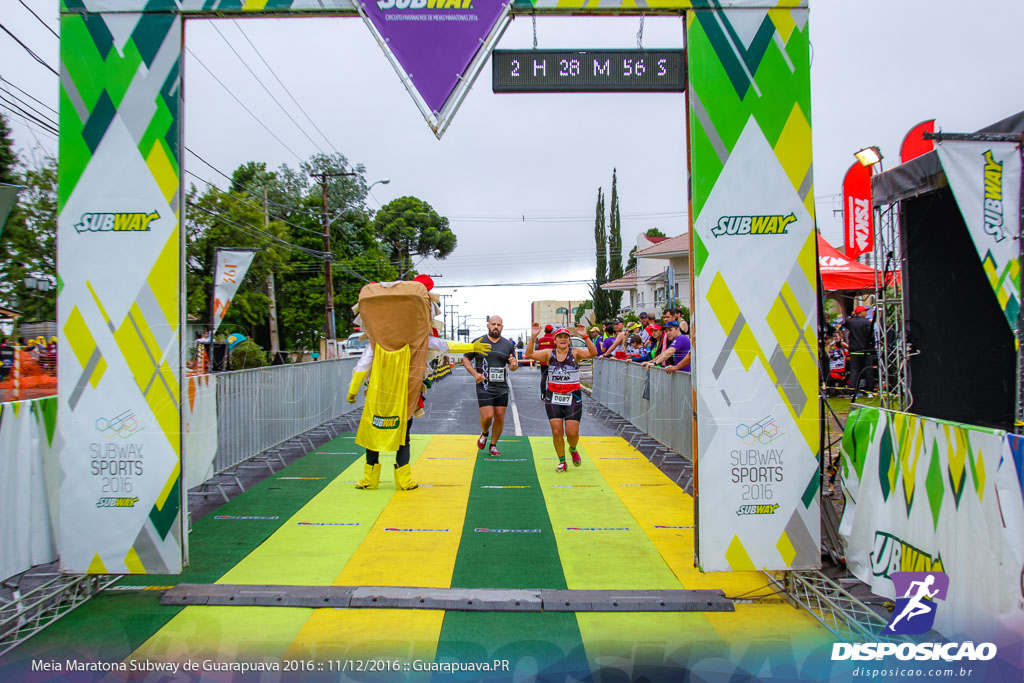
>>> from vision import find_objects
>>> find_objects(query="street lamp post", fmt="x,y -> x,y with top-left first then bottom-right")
22,276 -> 53,321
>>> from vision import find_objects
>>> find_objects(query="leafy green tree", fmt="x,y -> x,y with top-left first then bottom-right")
229,339 -> 267,370
607,168 -> 623,312
573,300 -> 592,325
0,151 -> 56,322
185,181 -> 292,345
373,196 -> 456,277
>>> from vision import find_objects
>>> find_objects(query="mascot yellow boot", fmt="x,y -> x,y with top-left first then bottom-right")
347,275 -> 490,490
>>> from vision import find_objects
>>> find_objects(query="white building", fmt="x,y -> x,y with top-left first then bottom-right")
530,300 -> 594,330
602,232 -> 691,316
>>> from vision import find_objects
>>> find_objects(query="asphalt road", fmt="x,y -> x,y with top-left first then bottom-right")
416,360 -> 617,439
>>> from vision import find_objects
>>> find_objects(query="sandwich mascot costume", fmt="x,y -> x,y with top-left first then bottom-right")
346,274 -> 490,490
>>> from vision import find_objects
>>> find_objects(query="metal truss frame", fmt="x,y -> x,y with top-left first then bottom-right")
873,201 -> 911,411
764,570 -> 909,644
0,573 -> 121,656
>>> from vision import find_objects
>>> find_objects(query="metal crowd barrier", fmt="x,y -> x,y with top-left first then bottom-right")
591,358 -> 692,457
213,358 -> 360,474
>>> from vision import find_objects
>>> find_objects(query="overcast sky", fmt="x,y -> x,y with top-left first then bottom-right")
3,1 -> 1023,342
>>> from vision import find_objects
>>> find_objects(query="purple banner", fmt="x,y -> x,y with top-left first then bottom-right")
361,0 -> 508,114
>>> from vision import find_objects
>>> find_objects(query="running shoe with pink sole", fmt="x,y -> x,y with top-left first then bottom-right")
571,450 -> 582,467
555,461 -> 567,473
476,434 -> 487,450
488,444 -> 501,457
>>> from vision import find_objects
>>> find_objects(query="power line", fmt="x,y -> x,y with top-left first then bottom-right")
0,76 -> 57,115
185,145 -> 325,216
185,47 -> 303,163
187,200 -> 329,259
232,20 -> 341,157
185,145 -> 373,233
209,21 -> 327,156
433,279 -> 592,288
0,88 -> 57,129
0,22 -> 58,77
18,0 -> 59,40
0,95 -> 57,135
185,168 -> 326,237
187,197 -> 376,287
0,102 -> 57,138
446,210 -> 686,221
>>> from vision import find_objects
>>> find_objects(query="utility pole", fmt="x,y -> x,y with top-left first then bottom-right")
450,304 -> 459,340
310,171 -> 356,341
438,293 -> 452,338
263,186 -> 280,359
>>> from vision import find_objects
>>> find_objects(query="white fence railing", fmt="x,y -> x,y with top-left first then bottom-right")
2,358 -> 364,582
212,358 -> 361,474
591,358 -> 692,457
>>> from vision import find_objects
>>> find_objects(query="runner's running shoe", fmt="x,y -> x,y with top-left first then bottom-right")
489,444 -> 501,457
476,434 -> 487,450
571,450 -> 582,467
555,461 -> 567,473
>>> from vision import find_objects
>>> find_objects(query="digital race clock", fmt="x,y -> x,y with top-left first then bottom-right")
492,49 -> 686,93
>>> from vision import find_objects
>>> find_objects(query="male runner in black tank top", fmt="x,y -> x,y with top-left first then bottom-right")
462,314 -> 518,456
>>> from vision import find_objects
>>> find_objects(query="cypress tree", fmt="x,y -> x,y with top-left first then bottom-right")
608,168 -> 623,312
590,187 -> 612,323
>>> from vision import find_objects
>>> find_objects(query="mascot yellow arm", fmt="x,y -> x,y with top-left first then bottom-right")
446,341 -> 491,354
347,369 -> 369,403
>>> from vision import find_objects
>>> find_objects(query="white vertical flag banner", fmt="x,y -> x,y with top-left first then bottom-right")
935,140 -> 1022,331
211,249 -> 257,335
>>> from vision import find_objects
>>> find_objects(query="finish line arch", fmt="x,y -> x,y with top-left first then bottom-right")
55,0 -> 818,575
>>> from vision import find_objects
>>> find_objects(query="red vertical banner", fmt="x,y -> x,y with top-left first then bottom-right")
900,119 -> 935,163
843,162 -> 873,259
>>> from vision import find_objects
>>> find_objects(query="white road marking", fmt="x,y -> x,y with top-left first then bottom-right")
509,374 -> 523,436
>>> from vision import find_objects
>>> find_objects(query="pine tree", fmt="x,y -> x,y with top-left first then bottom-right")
0,114 -> 18,184
607,168 -> 623,312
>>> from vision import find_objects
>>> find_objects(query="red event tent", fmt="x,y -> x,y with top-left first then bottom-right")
817,232 -> 895,291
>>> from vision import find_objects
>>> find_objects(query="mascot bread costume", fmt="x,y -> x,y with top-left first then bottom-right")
346,275 -> 489,490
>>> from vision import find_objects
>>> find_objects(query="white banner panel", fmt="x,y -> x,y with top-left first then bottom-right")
183,374 -> 218,491
936,140 -> 1022,331
57,12 -> 183,573
0,399 -> 60,581
688,8 -> 819,571
840,407 -> 1024,640
211,249 -> 257,335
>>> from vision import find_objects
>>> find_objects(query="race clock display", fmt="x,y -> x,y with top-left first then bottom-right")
492,49 -> 686,93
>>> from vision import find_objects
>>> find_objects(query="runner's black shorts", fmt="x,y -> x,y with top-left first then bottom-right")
476,385 -> 510,408
544,390 -> 583,421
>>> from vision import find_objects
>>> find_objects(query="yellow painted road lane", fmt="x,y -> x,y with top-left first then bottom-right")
530,436 -> 720,671
529,436 -> 679,589
219,436 -> 431,586
131,437 -> 432,664
582,436 -> 831,663
128,607 -> 312,664
284,434 -> 479,661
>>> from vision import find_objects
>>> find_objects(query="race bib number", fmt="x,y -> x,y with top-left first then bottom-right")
551,392 -> 573,406
488,366 -> 506,382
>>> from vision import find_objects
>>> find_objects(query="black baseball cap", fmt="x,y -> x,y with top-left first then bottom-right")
639,312 -> 650,318
614,317 -> 624,323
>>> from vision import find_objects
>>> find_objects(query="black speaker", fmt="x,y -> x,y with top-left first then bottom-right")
203,341 -> 229,373
902,186 -> 1016,430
